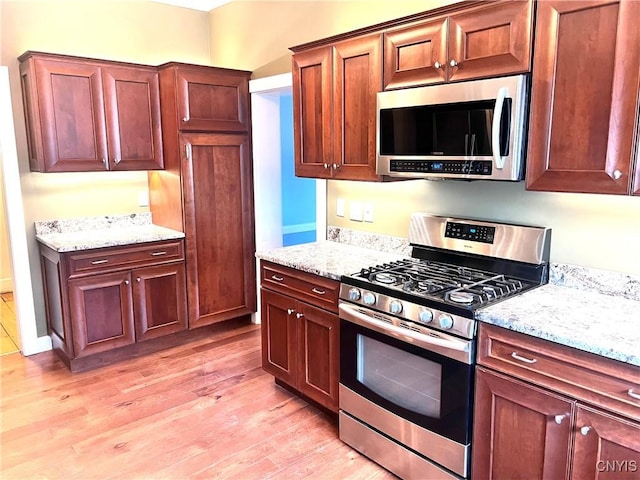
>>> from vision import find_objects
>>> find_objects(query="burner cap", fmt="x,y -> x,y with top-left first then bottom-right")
449,291 -> 475,304
374,273 -> 396,284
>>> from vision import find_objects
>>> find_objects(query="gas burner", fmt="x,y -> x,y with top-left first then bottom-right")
448,291 -> 475,304
374,273 -> 396,284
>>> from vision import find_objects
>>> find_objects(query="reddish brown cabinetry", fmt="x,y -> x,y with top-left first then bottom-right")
472,324 -> 640,479
526,0 -> 640,195
149,63 -> 256,329
260,261 -> 340,413
292,34 -> 382,181
383,0 -> 533,89
19,51 -> 163,172
40,240 -> 187,371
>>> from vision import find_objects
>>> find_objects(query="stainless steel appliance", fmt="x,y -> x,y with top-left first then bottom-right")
339,213 -> 551,479
376,75 -> 529,181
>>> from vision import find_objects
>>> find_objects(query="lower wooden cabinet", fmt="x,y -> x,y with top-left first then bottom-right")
260,261 -> 340,413
473,324 -> 640,480
40,240 -> 187,371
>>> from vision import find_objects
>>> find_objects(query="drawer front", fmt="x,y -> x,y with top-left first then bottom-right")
261,261 -> 339,313
67,241 -> 184,277
478,323 -> 640,422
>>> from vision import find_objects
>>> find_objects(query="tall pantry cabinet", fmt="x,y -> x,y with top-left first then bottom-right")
148,63 -> 256,329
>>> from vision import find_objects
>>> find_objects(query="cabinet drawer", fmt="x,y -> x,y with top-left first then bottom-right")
67,241 -> 184,277
478,323 -> 640,422
261,261 -> 339,313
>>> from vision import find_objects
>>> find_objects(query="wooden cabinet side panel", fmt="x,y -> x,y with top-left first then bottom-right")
292,48 -> 333,178
527,0 -> 640,194
19,59 -> 45,171
296,302 -> 340,413
102,65 -> 164,170
133,262 -> 188,342
472,367 -> 574,480
181,133 -> 256,328
332,34 -> 383,181
260,288 -> 297,386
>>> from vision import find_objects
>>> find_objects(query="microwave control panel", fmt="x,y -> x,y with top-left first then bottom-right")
389,160 -> 492,175
445,222 -> 496,244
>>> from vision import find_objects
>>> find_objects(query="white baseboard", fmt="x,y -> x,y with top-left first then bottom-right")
21,335 -> 52,356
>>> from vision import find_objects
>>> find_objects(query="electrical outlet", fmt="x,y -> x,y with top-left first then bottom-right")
363,203 -> 374,222
350,201 -> 363,221
336,198 -> 345,217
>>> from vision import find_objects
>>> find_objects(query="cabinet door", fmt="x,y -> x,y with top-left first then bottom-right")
296,302 -> 339,413
571,405 -> 640,480
383,17 -> 448,89
260,288 -> 297,386
472,367 -> 574,480
447,0 -> 533,82
175,67 -> 250,133
24,57 -> 108,172
68,272 -> 135,358
332,34 -> 383,181
181,133 -> 256,328
292,47 -> 333,178
132,263 -> 187,342
526,0 -> 640,194
102,65 -> 164,170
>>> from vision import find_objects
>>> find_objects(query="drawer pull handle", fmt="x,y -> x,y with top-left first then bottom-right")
311,288 -> 326,295
554,414 -> 566,424
580,426 -> 591,436
91,259 -> 109,265
628,389 -> 640,400
151,251 -> 167,256
287,309 -> 295,315
511,352 -> 537,364
271,275 -> 284,282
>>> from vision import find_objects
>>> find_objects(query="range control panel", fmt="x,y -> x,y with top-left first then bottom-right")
445,222 -> 496,244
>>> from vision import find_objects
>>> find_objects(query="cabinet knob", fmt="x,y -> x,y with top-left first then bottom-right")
450,59 -> 458,67
287,308 -> 295,315
580,426 -> 591,436
296,313 -> 304,319
183,116 -> 189,122
136,277 -> 141,283
124,280 -> 130,285
434,61 -> 442,69
323,163 -> 329,169
554,414 -> 565,424
102,158 -> 108,169
114,158 -> 121,165
613,169 -> 622,180
332,163 -> 339,170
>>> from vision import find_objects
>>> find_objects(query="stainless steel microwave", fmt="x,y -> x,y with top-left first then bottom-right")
376,75 -> 529,181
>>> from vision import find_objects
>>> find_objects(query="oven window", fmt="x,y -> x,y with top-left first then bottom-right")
357,334 -> 442,418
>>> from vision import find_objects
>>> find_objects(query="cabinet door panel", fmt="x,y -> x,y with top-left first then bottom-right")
260,288 -> 297,386
448,0 -> 533,82
472,367 -> 573,480
292,47 -> 333,178
333,34 -> 382,181
31,58 -> 108,172
133,263 -> 187,342
527,0 -> 640,194
571,405 -> 640,480
383,18 -> 448,89
297,302 -> 339,412
176,68 -> 249,132
103,65 -> 163,170
68,272 -> 135,358
182,133 -> 256,328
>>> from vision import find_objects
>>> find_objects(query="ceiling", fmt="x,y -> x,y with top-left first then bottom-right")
151,0 -> 235,12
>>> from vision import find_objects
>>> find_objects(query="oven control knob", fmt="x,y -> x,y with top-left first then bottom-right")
389,301 -> 403,314
438,314 -> 454,330
362,292 -> 377,306
348,288 -> 361,301
418,309 -> 433,324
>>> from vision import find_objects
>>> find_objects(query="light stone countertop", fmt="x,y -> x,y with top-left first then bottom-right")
256,239 -> 640,367
35,213 -> 185,252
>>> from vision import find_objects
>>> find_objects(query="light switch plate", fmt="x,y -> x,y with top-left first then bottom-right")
336,198 -> 345,217
363,203 -> 374,222
350,201 -> 363,221
138,191 -> 149,207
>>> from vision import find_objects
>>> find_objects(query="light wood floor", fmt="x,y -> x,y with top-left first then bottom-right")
0,292 -> 19,355
0,318 -> 396,479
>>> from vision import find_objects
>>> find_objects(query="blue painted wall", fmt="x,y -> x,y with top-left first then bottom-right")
280,94 -> 316,246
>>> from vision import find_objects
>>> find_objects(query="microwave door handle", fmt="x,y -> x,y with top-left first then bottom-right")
492,87 -> 509,169
470,133 -> 476,157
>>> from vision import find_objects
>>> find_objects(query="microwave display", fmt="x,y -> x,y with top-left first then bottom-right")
379,99 -> 511,158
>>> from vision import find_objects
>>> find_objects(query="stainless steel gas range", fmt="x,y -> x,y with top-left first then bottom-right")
338,213 -> 551,480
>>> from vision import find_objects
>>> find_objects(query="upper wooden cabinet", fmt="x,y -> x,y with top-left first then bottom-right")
526,0 -> 640,195
292,34 -> 382,181
19,51 -> 163,173
383,0 -> 533,90
159,63 -> 250,133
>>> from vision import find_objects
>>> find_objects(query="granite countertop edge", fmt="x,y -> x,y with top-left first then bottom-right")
256,241 -> 640,368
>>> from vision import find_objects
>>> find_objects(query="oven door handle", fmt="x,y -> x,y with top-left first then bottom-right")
339,303 -> 473,364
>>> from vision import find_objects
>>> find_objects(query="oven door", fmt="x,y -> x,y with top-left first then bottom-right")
339,301 -> 474,477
